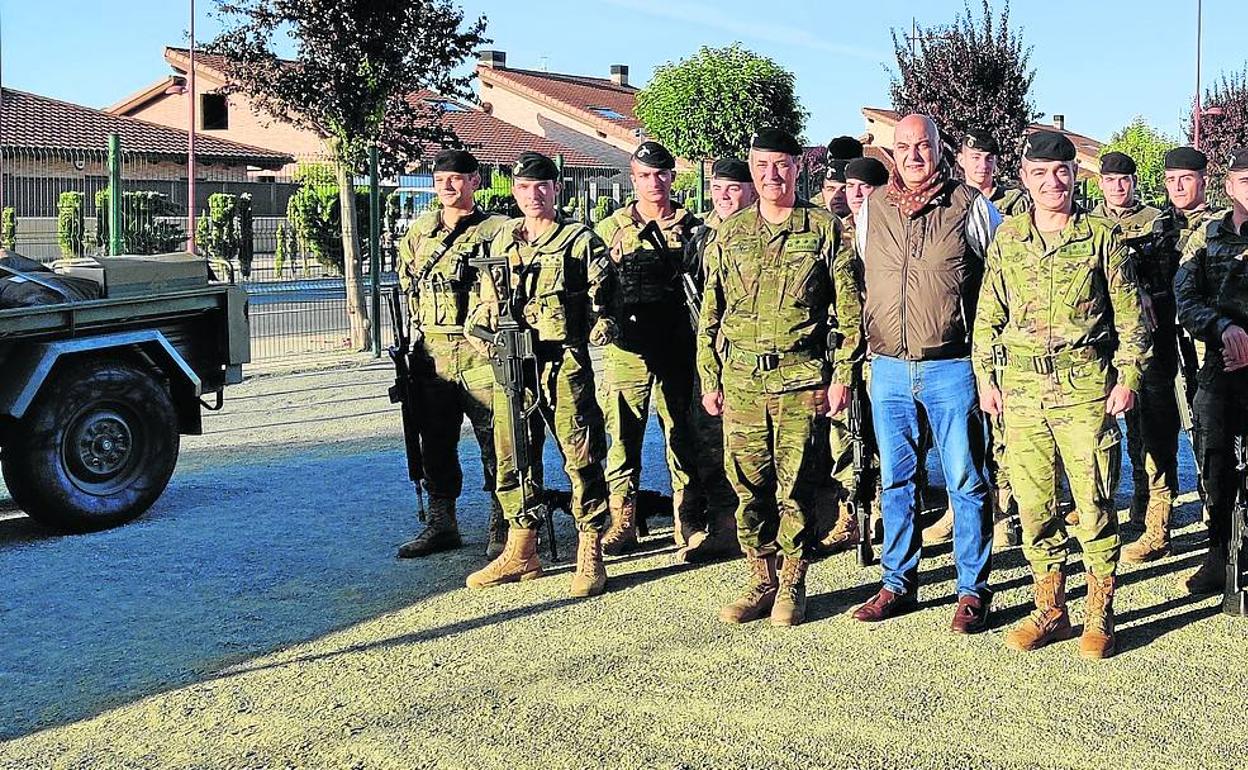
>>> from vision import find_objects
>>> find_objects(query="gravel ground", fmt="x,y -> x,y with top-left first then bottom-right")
1,359 -> 1246,769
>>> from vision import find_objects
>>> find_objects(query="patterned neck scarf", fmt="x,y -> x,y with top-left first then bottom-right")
886,165 -> 950,219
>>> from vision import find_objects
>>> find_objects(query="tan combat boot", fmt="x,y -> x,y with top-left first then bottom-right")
1004,570 -> 1076,651
771,557 -> 810,627
719,553 -> 779,623
601,496 -> 638,556
678,509 -> 741,563
1079,572 -> 1116,659
569,530 -> 607,597
671,488 -> 707,549
1184,542 -> 1228,595
817,501 -> 861,556
397,497 -> 462,558
922,506 -> 955,545
1122,498 -> 1172,564
465,528 -> 542,589
485,498 -> 507,559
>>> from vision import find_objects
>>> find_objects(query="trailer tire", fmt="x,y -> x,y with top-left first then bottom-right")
2,357 -> 180,531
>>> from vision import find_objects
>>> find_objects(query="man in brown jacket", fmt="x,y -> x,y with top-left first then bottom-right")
850,114 -> 1001,633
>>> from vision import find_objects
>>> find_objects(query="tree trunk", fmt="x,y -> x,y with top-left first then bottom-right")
335,159 -> 371,350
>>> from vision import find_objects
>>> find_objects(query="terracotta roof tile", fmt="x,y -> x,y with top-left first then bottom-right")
1,87 -> 293,168
477,65 -> 641,142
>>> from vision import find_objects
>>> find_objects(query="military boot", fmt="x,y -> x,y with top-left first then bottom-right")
1184,542 -> 1228,595
465,527 -> 542,589
992,516 -> 1020,552
771,557 -> 810,627
678,509 -> 741,564
1079,572 -> 1116,660
1004,570 -> 1076,651
816,501 -> 861,556
601,496 -> 638,556
719,553 -> 779,624
485,498 -> 507,559
671,488 -> 707,549
569,530 -> 607,597
922,506 -> 954,545
1126,493 -> 1148,531
397,497 -> 462,558
1122,498 -> 1172,564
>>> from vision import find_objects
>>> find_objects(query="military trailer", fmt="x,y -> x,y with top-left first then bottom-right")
0,251 -> 249,531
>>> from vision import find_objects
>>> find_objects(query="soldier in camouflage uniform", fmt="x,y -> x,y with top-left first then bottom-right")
1173,147 -> 1248,596
974,131 -> 1150,660
464,152 -> 612,598
813,136 -> 863,218
1091,151 -> 1176,562
395,149 -> 507,560
677,158 -> 756,563
698,128 -> 862,627
590,141 -> 706,556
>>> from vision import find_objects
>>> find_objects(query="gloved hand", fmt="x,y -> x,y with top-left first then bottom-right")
589,317 -> 620,347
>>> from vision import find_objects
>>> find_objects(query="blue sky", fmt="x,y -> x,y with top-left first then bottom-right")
2,0 -> 1245,146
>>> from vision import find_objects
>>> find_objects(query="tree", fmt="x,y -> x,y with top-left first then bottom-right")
634,44 -> 806,162
207,0 -> 487,350
890,0 -> 1040,177
1190,67 -> 1248,201
1087,118 -> 1177,207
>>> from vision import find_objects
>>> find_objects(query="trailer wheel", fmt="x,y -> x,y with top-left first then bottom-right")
2,358 -> 180,531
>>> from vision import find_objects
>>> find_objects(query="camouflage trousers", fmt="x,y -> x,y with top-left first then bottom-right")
1000,365 -> 1122,577
687,380 -> 739,523
722,369 -> 824,560
598,340 -> 703,510
1192,366 -> 1248,547
1125,332 -> 1179,509
493,343 -> 609,531
414,334 -> 496,503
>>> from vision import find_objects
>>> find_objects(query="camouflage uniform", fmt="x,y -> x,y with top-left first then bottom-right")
1174,211 -> 1248,585
396,208 -> 506,548
698,202 -> 862,559
990,184 -> 1031,217
475,217 -> 610,531
973,209 -> 1150,577
1090,202 -> 1176,532
592,203 -> 706,539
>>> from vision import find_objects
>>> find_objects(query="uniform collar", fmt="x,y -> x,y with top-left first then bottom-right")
512,216 -> 567,251
421,206 -> 485,237
1020,206 -> 1093,248
747,201 -> 813,237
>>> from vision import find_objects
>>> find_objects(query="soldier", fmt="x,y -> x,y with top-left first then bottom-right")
974,131 -> 1149,660
394,149 -> 507,559
816,136 -> 864,218
844,157 -> 889,218
698,127 -> 862,627
464,151 -> 612,598
1173,147 -> 1248,596
678,158 -> 756,563
591,141 -> 705,555
957,129 -> 1031,217
1091,151 -> 1177,561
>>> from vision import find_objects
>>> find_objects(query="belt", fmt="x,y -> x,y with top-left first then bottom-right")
725,345 -> 817,372
998,344 -> 1105,374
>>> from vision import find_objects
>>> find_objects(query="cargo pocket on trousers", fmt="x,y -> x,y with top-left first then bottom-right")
1093,421 -> 1123,503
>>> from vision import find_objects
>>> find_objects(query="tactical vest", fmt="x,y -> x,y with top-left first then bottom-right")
402,210 -> 503,335
492,219 -> 594,345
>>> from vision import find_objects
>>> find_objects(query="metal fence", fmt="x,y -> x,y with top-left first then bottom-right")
0,143 -> 637,363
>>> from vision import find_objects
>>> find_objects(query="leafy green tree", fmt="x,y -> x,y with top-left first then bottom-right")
890,0 -> 1040,177
1086,118 -> 1177,207
1191,67 -> 1248,201
208,0 -> 487,349
635,44 -> 806,162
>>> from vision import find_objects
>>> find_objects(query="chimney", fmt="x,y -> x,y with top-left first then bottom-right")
479,50 -> 507,69
610,64 -> 629,86
1053,114 -> 1066,131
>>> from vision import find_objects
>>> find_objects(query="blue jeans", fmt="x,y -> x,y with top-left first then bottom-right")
870,355 -> 992,599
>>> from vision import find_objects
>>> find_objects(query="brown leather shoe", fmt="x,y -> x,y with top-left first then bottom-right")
851,588 -> 918,622
950,593 -> 992,634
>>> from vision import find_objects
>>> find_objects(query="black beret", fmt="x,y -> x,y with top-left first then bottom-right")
632,141 -> 675,170
1021,130 -> 1076,162
825,160 -> 849,184
432,149 -> 479,174
961,129 -> 1000,155
512,151 -> 559,181
751,127 -> 802,156
711,158 -> 751,183
1164,146 -> 1208,171
845,157 -> 890,186
1099,151 -> 1136,175
1229,148 -> 1248,172
826,136 -> 863,161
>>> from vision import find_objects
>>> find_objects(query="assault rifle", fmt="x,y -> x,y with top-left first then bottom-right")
1226,436 -> 1248,617
387,285 -> 427,521
468,251 -> 558,559
847,372 -> 874,567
